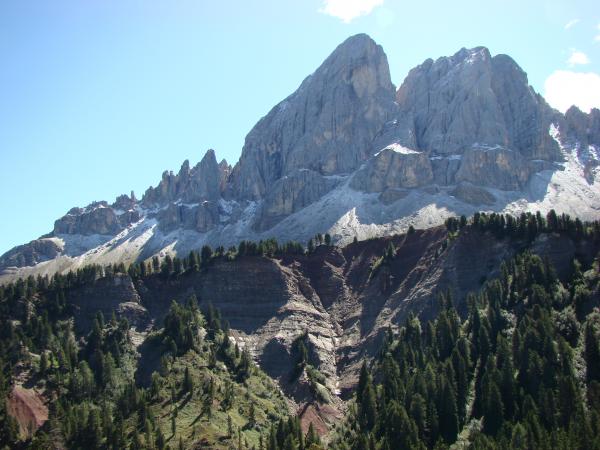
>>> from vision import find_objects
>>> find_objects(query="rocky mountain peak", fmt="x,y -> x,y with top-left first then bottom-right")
393,45 -> 561,162
444,46 -> 492,69
141,149 -> 221,206
218,158 -> 231,192
229,33 -> 396,200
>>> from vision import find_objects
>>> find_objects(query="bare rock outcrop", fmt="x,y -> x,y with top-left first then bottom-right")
350,145 -> 433,192
0,238 -> 62,270
255,169 -> 340,231
450,182 -> 496,205
142,149 -> 221,207
67,274 -> 149,332
563,106 -> 600,182
455,146 -> 531,190
54,201 -> 139,236
230,33 -> 397,200
395,47 -> 561,162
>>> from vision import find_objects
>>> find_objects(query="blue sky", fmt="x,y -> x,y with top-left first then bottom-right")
0,0 -> 598,254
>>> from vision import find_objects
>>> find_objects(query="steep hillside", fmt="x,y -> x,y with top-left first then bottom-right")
331,246 -> 600,449
1,212 -> 599,448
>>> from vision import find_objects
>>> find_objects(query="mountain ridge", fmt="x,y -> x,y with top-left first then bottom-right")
2,34 -> 600,282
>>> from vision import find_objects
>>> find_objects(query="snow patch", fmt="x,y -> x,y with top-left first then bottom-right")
375,143 -> 420,156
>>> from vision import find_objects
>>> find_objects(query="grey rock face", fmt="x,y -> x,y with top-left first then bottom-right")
490,55 -> 562,161
0,238 -> 62,270
430,156 -> 462,185
54,202 -> 136,235
378,188 -> 410,205
564,106 -> 600,148
182,150 -> 221,203
230,34 -> 397,200
155,203 -> 186,232
156,202 -> 219,233
450,182 -> 496,206
397,48 -> 503,155
455,146 -> 531,190
142,149 -> 221,207
395,47 -> 561,162
112,193 -> 136,211
194,202 -> 219,232
350,146 -> 433,192
218,159 -> 232,192
255,169 -> 340,231
563,106 -> 600,182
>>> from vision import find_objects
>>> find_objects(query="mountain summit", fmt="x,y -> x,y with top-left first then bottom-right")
1,34 -> 599,281
230,33 -> 396,201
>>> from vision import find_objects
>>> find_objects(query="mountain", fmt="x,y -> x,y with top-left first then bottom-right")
2,34 -> 600,283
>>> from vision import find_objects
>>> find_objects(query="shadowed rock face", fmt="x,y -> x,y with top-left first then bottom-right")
564,106 -> 600,148
229,33 -> 397,200
450,182 -> 496,206
69,274 -> 149,330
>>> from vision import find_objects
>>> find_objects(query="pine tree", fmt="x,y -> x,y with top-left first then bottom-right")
248,402 -> 256,426
201,245 -> 213,265
39,351 -> 48,375
482,382 -> 504,435
183,366 -> 194,395
358,375 -> 377,431
585,322 -> 600,382
155,426 -> 166,450
438,379 -> 459,443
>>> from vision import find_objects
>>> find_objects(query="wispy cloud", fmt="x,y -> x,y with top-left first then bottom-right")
595,23 -> 600,42
319,0 -> 384,23
564,19 -> 579,30
567,49 -> 590,66
544,70 -> 600,113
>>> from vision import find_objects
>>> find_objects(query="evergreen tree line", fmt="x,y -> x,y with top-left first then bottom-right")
332,251 -> 600,449
444,209 -> 600,242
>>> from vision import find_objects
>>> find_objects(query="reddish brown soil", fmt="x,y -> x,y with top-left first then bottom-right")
298,402 -> 342,436
6,385 -> 48,438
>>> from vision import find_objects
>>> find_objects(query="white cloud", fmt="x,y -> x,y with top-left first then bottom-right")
319,0 -> 384,23
564,19 -> 579,30
595,23 -> 600,42
544,70 -> 600,113
567,49 -> 590,66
